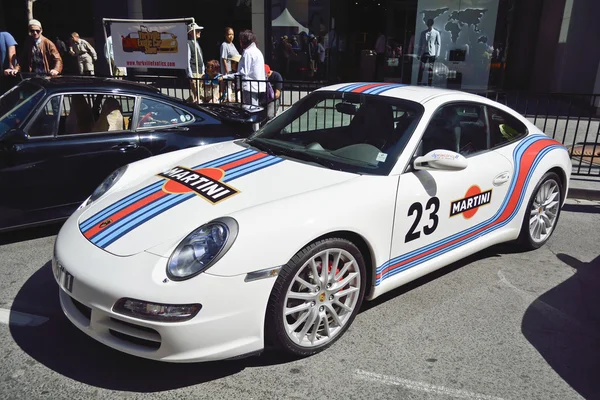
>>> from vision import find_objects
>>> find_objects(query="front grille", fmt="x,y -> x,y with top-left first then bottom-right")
109,330 -> 161,350
71,297 -> 92,321
106,317 -> 162,350
110,317 -> 157,334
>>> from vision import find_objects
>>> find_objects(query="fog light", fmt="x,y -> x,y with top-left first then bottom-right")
113,298 -> 201,322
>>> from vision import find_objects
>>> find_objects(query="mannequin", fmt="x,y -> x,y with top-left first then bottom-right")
417,18 -> 441,86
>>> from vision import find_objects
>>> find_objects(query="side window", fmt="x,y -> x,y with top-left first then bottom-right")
28,96 -> 61,137
487,106 -> 527,148
57,94 -> 134,135
136,98 -> 194,129
421,103 -> 488,156
283,99 -> 356,134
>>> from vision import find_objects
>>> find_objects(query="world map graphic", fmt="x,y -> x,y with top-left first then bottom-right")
421,7 -> 489,44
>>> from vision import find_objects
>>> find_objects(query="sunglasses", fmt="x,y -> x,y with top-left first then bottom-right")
30,29 -> 41,34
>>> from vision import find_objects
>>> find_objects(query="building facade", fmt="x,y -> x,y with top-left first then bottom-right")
1,0 -> 599,95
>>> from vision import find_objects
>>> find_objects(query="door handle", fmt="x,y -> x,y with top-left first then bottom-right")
112,142 -> 138,152
493,172 -> 511,186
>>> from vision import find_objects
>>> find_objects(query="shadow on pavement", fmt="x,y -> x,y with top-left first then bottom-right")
521,253 -> 600,400
561,202 -> 600,214
9,261 -> 297,392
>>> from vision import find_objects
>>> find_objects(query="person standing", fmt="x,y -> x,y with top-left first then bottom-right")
264,64 -> 283,121
316,36 -> 326,81
14,20 -> 62,76
69,32 -> 97,75
374,30 -> 386,81
417,19 -> 441,86
104,33 -> 127,77
220,29 -> 266,107
55,36 -> 68,58
1,27 -> 18,94
220,27 -> 240,75
187,22 -> 205,104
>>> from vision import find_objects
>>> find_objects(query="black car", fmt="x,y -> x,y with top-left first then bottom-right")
0,76 -> 264,232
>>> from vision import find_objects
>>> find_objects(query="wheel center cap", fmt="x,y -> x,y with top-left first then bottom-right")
318,292 -> 326,302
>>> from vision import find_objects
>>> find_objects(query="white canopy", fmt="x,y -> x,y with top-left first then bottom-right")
272,8 -> 309,34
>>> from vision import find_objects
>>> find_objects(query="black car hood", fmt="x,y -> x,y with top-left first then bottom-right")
197,103 -> 265,124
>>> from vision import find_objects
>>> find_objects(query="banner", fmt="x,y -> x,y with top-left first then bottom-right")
110,22 -> 188,70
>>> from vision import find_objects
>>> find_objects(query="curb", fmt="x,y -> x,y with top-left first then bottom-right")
567,188 -> 600,201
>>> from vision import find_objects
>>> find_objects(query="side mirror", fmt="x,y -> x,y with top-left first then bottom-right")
413,149 -> 467,171
1,128 -> 28,144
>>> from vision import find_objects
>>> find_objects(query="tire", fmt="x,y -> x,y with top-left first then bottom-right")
517,171 -> 563,250
265,238 -> 367,357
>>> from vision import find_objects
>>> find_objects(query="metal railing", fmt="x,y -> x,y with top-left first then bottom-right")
469,91 -> 600,176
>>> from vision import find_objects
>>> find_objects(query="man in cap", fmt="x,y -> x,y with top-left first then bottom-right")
14,19 -> 62,76
187,22 -> 205,103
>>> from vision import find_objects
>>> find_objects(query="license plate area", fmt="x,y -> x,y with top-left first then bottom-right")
53,259 -> 74,293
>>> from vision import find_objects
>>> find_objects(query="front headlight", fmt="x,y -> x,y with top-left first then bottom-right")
79,165 -> 128,209
167,217 -> 238,281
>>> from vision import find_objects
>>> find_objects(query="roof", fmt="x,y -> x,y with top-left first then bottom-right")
318,83 -> 482,104
26,76 -> 161,94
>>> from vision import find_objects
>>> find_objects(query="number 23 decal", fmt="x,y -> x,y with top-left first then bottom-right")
405,197 -> 440,243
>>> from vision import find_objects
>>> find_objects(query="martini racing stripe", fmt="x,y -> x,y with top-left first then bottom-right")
80,148 -> 254,232
83,149 -> 263,240
376,135 -> 565,285
80,181 -> 164,232
336,83 -> 407,94
93,155 -> 284,248
223,155 -> 283,181
80,149 -> 284,248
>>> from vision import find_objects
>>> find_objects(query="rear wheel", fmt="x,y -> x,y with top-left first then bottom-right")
518,172 -> 562,250
265,238 -> 366,357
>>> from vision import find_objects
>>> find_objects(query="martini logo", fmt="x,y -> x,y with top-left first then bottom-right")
157,166 -> 239,204
450,185 -> 492,219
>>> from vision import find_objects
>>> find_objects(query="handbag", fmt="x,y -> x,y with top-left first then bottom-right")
266,81 -> 275,103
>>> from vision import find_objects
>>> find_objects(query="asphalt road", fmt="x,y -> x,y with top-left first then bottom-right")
0,198 -> 599,400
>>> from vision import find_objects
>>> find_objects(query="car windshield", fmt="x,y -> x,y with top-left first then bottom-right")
0,81 -> 45,137
243,90 -> 424,175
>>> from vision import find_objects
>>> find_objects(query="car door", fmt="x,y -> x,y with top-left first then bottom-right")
0,92 -> 150,229
382,102 -> 514,286
45,93 -> 150,207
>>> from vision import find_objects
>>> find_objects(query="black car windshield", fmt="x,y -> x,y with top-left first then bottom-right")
0,81 -> 45,137
244,90 -> 424,175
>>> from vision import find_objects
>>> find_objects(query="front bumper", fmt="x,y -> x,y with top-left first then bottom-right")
53,212 -> 276,363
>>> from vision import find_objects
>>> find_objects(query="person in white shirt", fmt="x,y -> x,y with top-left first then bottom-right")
220,27 -> 240,75
220,29 -> 266,107
187,22 -> 205,104
104,34 -> 127,77
316,36 -> 326,80
417,18 -> 441,86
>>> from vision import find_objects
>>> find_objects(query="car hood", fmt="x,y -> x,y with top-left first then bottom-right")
78,141 -> 357,256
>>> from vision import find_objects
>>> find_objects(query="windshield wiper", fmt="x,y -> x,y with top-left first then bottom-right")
245,139 -> 342,170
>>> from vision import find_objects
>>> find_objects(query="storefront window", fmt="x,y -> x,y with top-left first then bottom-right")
410,0 -> 500,90
269,0 -> 331,81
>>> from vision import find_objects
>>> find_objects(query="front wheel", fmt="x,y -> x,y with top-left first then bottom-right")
518,171 -> 563,250
265,238 -> 366,357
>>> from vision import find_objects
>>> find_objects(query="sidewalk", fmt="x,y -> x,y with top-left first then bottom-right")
569,174 -> 600,200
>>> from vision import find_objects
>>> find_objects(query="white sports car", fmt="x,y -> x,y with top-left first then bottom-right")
53,83 -> 571,362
